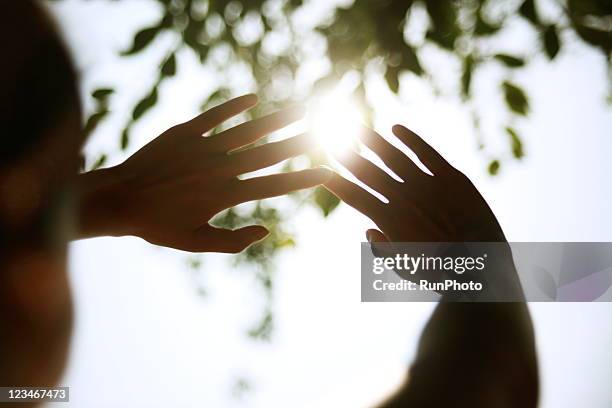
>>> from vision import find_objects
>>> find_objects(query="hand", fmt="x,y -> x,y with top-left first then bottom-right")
78,94 -> 330,253
324,124 -> 506,244
329,125 -> 538,407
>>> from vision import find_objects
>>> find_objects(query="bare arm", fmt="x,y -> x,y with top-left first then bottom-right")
76,94 -> 330,252
324,124 -> 538,408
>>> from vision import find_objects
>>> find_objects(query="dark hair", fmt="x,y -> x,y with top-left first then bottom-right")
0,1 -> 81,166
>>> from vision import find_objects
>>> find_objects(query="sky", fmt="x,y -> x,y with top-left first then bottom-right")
46,1 -> 612,407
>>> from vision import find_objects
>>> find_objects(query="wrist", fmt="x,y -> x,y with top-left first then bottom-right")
76,164 -> 134,239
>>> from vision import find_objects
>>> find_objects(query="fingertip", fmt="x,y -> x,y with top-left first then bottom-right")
392,124 -> 407,135
247,225 -> 270,240
241,93 -> 259,107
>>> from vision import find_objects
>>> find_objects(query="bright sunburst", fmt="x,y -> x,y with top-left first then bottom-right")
307,92 -> 363,154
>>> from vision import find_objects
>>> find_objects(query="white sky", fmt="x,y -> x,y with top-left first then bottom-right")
47,1 -> 612,407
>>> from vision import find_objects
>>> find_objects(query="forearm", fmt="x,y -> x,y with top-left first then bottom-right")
380,301 -> 538,408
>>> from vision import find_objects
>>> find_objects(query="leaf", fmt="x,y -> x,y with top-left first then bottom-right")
461,55 -> 474,98
506,127 -> 524,159
400,45 -> 424,76
385,65 -> 400,94
502,81 -> 530,116
90,154 -> 107,171
91,88 -> 114,101
494,54 -> 525,68
121,26 -> 162,56
543,25 -> 561,60
488,159 -> 500,175
424,0 -> 460,50
161,53 -> 177,77
573,23 -> 612,53
568,0 -> 612,18
519,0 -> 540,26
121,128 -> 130,150
132,87 -> 158,121
474,14 -> 501,36
314,186 -> 340,217
83,109 -> 109,136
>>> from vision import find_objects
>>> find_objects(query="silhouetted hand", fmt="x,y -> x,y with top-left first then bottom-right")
78,94 -> 330,253
324,124 -> 537,407
324,124 -> 506,244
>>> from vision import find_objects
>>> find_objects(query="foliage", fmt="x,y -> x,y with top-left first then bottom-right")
58,0 -> 611,337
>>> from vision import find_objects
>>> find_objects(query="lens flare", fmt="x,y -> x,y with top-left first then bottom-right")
307,92 -> 363,154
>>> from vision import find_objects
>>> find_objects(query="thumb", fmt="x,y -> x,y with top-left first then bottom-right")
366,228 -> 388,243
366,228 -> 389,258
196,225 -> 269,253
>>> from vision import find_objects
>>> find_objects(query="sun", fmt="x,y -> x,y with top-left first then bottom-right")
307,92 -> 364,154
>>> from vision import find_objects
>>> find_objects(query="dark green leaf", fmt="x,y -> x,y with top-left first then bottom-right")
83,110 -> 109,136
424,0 -> 460,50
385,65 -> 400,94
488,159 -> 500,175
400,46 -> 424,76
572,23 -> 612,53
519,0 -> 540,26
568,0 -> 612,18
543,25 -> 561,59
502,81 -> 530,116
91,88 -> 114,101
494,54 -> 525,68
90,154 -> 107,170
161,53 -> 177,77
121,26 -> 162,56
506,127 -> 524,159
461,55 -> 474,98
121,128 -> 130,150
474,14 -> 501,36
132,87 -> 158,121
314,186 -> 340,217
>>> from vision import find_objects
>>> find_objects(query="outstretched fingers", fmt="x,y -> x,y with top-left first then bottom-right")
391,125 -> 454,175
181,94 -> 258,136
211,106 -> 306,153
358,126 -> 422,179
231,133 -> 319,175
323,172 -> 384,220
335,150 -> 398,199
235,168 -> 332,203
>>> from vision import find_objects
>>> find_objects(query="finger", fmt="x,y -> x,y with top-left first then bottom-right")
366,229 -> 388,243
323,172 -> 383,219
392,125 -> 453,175
181,94 -> 258,135
335,150 -> 399,198
358,126 -> 422,178
366,228 -> 392,258
194,225 -> 269,254
210,106 -> 306,153
231,133 -> 317,175
234,167 -> 332,203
